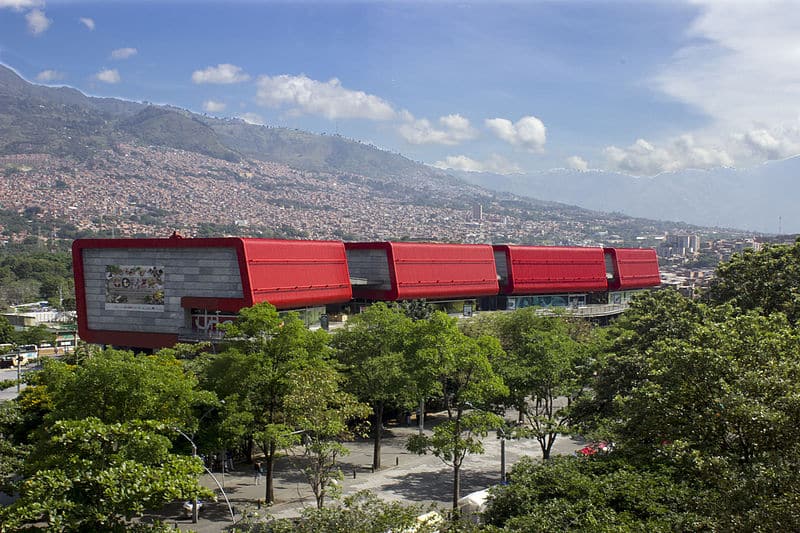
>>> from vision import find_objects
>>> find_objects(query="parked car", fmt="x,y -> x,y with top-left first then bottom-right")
0,353 -> 16,369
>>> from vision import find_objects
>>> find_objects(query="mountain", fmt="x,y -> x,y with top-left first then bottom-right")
453,158 -> 800,234
0,64 -> 736,244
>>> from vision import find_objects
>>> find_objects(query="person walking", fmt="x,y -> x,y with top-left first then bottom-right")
253,461 -> 263,485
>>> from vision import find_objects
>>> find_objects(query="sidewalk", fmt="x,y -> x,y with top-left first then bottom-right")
143,413 -> 583,531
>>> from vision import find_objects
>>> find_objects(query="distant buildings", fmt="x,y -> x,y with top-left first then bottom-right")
659,233 -> 700,257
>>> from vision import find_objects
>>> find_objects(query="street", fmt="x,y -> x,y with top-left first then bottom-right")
0,364 -> 33,402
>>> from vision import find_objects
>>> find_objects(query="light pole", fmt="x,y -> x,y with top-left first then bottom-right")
15,353 -> 24,393
174,428 -> 235,524
498,427 -> 507,483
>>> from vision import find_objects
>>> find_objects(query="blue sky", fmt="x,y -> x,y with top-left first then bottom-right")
1,0 -> 798,176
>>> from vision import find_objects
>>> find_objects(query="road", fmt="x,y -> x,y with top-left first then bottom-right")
0,364 -> 35,401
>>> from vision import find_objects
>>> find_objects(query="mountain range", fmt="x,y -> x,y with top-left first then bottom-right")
453,158 -> 796,234
0,64 -> 748,243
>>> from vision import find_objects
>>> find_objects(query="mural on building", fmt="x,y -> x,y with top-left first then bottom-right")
105,265 -> 165,311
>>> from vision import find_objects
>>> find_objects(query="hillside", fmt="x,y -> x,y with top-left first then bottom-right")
0,64 -> 720,246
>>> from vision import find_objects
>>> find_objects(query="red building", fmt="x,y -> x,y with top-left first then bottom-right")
73,237 -> 351,349
72,237 -> 661,350
345,241 -> 499,301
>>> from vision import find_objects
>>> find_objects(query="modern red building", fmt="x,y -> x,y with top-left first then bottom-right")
73,237 -> 661,350
72,237 -> 351,349
603,247 -> 662,291
344,241 -> 499,301
493,245 -> 609,295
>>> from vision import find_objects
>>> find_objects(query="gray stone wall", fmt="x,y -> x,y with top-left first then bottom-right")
82,247 -> 243,333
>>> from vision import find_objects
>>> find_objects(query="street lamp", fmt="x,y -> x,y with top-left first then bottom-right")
497,427 -> 507,483
174,428 -> 235,524
15,353 -> 24,393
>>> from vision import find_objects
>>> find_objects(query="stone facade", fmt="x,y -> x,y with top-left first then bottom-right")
82,247 -> 243,334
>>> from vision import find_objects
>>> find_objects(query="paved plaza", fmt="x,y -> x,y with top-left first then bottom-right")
141,414 -> 583,532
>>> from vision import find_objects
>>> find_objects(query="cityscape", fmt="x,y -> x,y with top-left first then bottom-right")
2,1 -> 800,531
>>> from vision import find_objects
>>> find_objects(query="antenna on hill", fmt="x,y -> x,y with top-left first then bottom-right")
779,216 -> 782,235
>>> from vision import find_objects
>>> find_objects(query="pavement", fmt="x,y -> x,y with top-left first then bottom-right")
141,413 -> 584,532
0,365 -> 32,401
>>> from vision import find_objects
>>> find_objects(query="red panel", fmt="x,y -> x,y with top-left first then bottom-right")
604,248 -> 661,290
240,238 -> 352,309
347,242 -> 498,300
495,245 -> 608,295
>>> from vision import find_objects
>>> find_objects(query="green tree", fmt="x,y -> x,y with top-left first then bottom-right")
499,311 -> 591,459
574,289 -> 800,530
200,302 -> 330,503
708,239 -> 800,321
0,418 -> 208,531
40,349 -> 207,426
407,333 -> 508,510
406,311 -> 465,435
14,324 -> 56,346
261,491 -> 446,533
484,455 -> 705,531
284,360 -> 370,508
332,303 -> 413,470
0,315 -> 14,344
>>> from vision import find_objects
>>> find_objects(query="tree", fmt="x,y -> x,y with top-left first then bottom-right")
406,311 -> 464,435
332,303 -> 413,470
200,302 -> 330,503
407,333 -> 508,510
0,418 -> 208,531
260,491 -> 446,533
14,323 -> 56,346
495,310 -> 591,459
484,455 -> 705,531
0,315 -> 13,344
284,361 -> 370,508
573,289 -> 800,530
40,348 -> 208,427
708,239 -> 800,321
0,348 -> 213,529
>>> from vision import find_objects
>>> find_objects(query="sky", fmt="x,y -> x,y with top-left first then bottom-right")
1,0 -> 799,177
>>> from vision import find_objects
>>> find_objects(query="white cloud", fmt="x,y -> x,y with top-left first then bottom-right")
0,0 -> 41,10
566,155 -> 589,171
654,1 -> 800,132
94,68 -> 121,84
734,126 -> 800,161
111,47 -> 137,60
192,64 -> 250,84
604,135 -> 732,175
203,100 -> 226,113
36,69 -> 64,82
238,112 -> 265,126
640,1 -> 800,169
25,8 -> 50,35
434,154 -> 521,174
79,17 -> 94,30
255,74 -> 395,120
398,113 -> 477,145
485,115 -> 546,152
